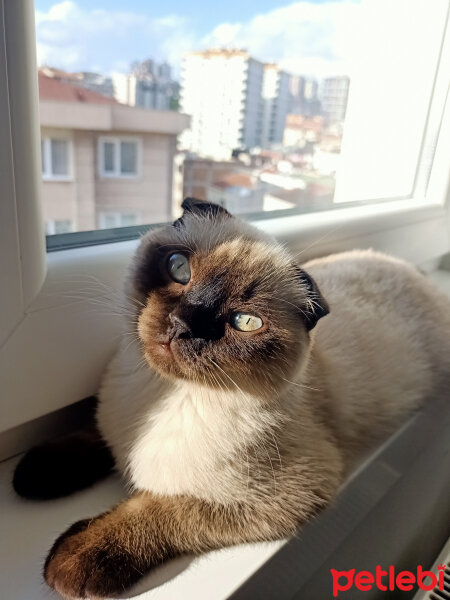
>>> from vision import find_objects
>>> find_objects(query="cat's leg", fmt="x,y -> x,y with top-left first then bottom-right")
44,488 -> 330,599
13,422 -> 115,500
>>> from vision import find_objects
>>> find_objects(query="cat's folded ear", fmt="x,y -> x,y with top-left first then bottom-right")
295,267 -> 330,331
180,197 -> 231,220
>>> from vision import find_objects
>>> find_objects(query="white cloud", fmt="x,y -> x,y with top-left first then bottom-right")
35,1 -> 195,74
202,1 -> 361,77
35,1 -> 360,77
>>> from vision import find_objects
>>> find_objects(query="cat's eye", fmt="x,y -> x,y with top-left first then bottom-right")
167,253 -> 191,284
230,312 -> 263,332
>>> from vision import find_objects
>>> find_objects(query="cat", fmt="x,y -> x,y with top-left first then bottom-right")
13,198 -> 450,599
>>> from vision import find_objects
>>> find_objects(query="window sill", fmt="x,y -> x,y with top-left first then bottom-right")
42,176 -> 72,182
98,173 -> 140,180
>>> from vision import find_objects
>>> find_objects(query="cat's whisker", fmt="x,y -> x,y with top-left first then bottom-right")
206,357 -> 279,494
288,219 -> 349,262
281,377 -> 322,392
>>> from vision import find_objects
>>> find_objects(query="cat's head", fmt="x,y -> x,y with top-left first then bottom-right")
129,198 -> 329,396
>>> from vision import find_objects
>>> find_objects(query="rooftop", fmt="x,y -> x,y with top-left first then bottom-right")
37,69 -> 189,134
213,172 -> 257,190
188,48 -> 249,59
38,71 -> 116,105
285,114 -> 324,132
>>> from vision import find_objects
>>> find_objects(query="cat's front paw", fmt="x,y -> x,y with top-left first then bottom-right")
44,517 -> 145,600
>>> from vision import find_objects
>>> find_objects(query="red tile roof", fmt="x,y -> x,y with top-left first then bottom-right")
38,71 -> 116,105
40,66 -> 81,81
213,172 -> 256,189
286,114 -> 324,132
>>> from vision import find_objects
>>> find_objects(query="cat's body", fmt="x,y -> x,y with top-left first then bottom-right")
97,248 -> 450,506
13,200 -> 450,599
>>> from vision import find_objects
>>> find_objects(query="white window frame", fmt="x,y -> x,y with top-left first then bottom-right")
97,136 -> 141,179
0,0 -> 450,449
41,137 -> 72,181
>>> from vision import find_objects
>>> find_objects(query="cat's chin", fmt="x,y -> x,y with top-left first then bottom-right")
143,340 -> 190,381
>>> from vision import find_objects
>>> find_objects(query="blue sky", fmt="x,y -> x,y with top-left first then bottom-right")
35,0 -> 300,35
34,0 -> 360,77
35,0 -> 344,32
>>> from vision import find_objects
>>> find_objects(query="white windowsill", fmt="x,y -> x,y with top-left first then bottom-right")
98,173 -> 140,179
42,175 -> 73,182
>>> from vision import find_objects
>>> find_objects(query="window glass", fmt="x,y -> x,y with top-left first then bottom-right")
41,138 -> 70,179
98,212 -> 139,228
50,140 -> 69,176
103,141 -> 115,173
54,219 -> 73,234
121,213 -> 138,226
120,141 -> 138,175
34,0 -> 449,239
99,213 -> 118,229
46,220 -> 73,235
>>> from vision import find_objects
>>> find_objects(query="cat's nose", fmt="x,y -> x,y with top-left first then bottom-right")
168,313 -> 192,341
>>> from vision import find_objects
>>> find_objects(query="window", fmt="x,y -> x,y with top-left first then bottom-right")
0,0 -> 450,444
41,138 -> 71,180
98,137 -> 140,179
45,220 -> 74,235
26,0 -> 446,238
98,212 -> 140,228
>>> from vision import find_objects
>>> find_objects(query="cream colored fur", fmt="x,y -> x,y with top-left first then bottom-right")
97,249 -> 450,505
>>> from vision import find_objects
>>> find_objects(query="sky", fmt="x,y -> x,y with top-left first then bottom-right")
34,0 -> 361,78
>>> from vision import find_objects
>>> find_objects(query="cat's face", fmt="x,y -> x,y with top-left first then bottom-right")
130,199 -> 329,396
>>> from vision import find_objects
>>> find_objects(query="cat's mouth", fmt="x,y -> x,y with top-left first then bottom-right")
143,333 -> 196,379
153,334 -> 177,360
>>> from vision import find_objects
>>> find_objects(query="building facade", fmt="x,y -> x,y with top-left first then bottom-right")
38,72 -> 189,234
320,76 -> 350,125
260,64 -> 290,148
180,49 -> 264,159
288,75 -> 321,117
113,60 -> 180,112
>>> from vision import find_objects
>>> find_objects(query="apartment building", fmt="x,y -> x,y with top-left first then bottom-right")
289,76 -> 321,116
321,76 -> 350,125
38,71 -> 189,234
260,64 -> 290,148
180,49 -> 264,159
112,60 -> 180,111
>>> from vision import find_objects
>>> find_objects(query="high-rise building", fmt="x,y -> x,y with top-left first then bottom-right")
112,60 -> 180,111
289,75 -> 321,116
321,76 -> 350,125
288,75 -> 305,114
179,49 -> 264,159
260,64 -> 290,148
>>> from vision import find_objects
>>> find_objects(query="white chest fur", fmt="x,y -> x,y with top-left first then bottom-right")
128,384 -> 244,500
97,340 -> 274,502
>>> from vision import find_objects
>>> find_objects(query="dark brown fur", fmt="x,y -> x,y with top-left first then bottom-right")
13,424 -> 114,500
44,486 -> 329,599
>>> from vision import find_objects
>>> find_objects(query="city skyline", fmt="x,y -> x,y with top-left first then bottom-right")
35,0 -> 360,78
